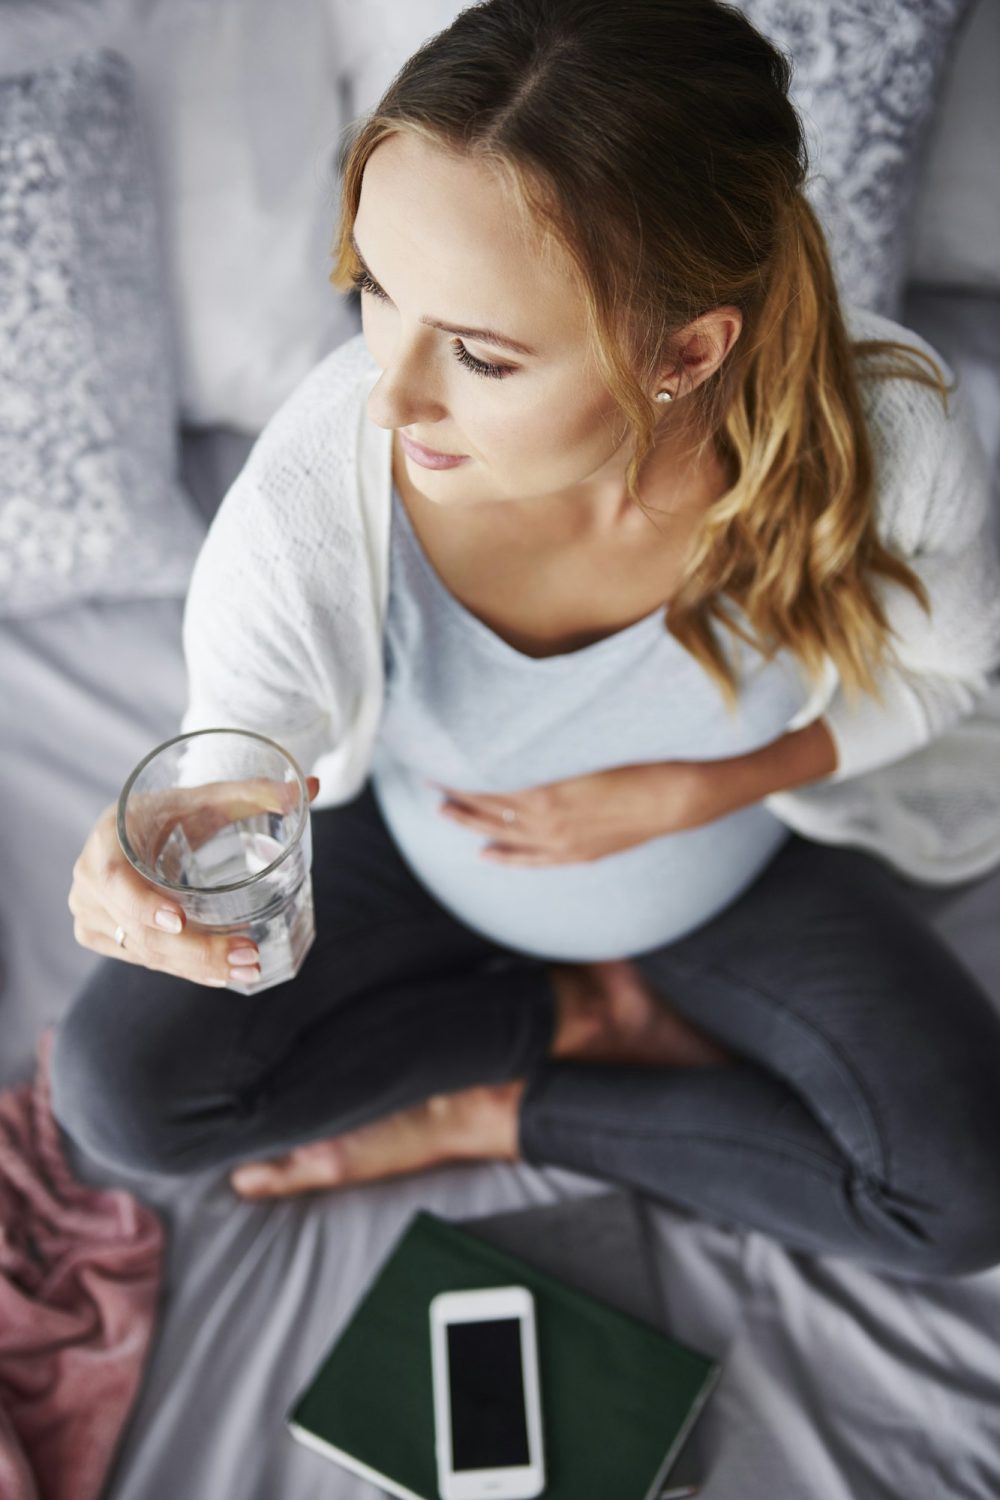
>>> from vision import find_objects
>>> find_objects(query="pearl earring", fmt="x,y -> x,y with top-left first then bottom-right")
655,389 -> 673,403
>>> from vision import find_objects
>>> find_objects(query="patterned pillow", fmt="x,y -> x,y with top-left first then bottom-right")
735,0 -> 974,317
0,47 -> 206,618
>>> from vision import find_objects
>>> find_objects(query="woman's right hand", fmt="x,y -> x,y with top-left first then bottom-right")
68,774 -> 320,987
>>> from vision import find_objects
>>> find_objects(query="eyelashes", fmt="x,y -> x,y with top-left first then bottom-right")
348,267 -> 514,381
451,342 -> 510,381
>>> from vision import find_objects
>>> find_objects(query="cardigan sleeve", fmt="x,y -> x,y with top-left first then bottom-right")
177,459 -> 342,783
819,382 -> 1000,783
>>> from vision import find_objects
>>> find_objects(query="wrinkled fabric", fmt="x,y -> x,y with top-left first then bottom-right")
0,1026 -> 165,1500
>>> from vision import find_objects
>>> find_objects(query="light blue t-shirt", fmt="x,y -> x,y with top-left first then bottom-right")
370,483 -> 811,961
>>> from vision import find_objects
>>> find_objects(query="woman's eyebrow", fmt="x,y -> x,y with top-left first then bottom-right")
349,230 -> 538,358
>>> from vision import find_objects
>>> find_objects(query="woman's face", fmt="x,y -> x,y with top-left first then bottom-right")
353,131 -> 635,516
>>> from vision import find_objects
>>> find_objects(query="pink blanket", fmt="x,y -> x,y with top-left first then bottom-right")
0,1026 -> 165,1500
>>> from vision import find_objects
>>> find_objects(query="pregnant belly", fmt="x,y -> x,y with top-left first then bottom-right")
371,764 -> 790,962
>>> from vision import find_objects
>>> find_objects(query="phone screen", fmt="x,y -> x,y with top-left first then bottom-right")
446,1318 -> 530,1471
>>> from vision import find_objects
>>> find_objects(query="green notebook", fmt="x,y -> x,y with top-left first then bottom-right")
286,1205 -> 720,1500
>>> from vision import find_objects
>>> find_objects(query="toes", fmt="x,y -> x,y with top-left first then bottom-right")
230,1142 -> 345,1198
229,1163 -> 286,1198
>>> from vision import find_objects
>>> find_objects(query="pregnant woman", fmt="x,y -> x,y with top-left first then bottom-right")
54,0 -> 1000,1279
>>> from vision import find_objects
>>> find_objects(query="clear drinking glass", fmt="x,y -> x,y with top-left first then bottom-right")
116,728 -> 315,993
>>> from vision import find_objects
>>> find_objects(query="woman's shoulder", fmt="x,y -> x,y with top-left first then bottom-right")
244,332 -> 379,481
192,333 -> 382,590
842,301 -> 990,552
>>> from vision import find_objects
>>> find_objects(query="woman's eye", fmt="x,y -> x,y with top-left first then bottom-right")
350,268 -> 387,302
450,341 -> 513,381
349,268 -> 514,382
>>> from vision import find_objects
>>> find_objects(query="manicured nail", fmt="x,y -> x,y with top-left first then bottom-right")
155,908 -> 182,933
230,964 -> 260,983
227,946 -> 259,966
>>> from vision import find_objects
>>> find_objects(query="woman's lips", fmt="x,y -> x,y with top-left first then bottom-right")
399,431 -> 470,470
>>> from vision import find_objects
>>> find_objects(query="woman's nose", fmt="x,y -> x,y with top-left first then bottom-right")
367,340 -> 446,431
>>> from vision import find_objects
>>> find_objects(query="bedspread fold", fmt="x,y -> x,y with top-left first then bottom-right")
0,1026 -> 165,1500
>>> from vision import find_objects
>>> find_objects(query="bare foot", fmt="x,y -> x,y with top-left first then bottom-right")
228,960 -> 734,1201
548,958 -> 735,1068
228,1081 -> 524,1200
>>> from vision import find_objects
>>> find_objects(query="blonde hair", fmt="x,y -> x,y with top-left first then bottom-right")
329,0 -> 953,712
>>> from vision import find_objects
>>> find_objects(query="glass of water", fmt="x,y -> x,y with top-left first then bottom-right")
116,728 -> 315,993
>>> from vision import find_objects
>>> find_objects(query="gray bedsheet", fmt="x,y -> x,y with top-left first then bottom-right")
2,290 -> 999,1499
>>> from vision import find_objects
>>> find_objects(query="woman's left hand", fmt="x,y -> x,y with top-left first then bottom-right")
429,761 -> 720,866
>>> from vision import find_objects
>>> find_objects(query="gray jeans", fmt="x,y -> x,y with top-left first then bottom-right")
50,779 -> 1000,1280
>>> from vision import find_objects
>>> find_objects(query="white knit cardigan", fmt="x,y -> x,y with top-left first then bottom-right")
179,310 -> 1000,886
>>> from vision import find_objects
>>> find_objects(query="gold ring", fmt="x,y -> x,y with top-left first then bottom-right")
114,924 -> 127,949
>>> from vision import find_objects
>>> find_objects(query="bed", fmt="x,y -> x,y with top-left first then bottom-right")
2,2 -> 999,1496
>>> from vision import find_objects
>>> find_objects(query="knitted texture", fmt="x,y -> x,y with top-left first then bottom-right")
0,49 -> 206,618
179,309 -> 1000,885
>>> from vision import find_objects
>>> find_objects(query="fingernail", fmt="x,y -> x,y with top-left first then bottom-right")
227,946 -> 259,966
155,908 -> 182,933
230,964 -> 261,983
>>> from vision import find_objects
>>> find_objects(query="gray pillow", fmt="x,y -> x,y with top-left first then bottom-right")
0,46 -> 206,618
736,0 -> 974,318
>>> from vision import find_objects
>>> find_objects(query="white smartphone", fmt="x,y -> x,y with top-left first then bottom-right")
429,1285 -> 546,1500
